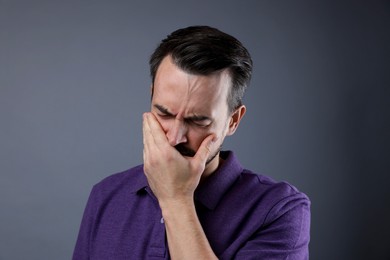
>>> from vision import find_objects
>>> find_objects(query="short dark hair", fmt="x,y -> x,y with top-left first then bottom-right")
149,25 -> 253,113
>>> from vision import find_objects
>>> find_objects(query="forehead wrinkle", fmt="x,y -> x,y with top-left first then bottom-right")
187,73 -> 222,98
186,71 -> 230,105
183,75 -> 210,117
153,56 -> 231,120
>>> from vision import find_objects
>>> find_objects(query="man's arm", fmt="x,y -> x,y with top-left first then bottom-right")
143,112 -> 218,260
73,187 -> 96,260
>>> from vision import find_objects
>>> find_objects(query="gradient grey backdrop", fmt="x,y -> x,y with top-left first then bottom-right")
1,1 -> 389,259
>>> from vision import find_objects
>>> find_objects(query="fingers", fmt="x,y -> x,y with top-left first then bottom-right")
144,111 -> 217,170
193,134 -> 216,166
143,113 -> 153,154
143,112 -> 168,147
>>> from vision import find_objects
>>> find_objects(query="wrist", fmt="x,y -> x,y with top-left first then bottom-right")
159,196 -> 195,219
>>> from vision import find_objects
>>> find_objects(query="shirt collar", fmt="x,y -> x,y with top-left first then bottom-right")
195,150 -> 243,210
128,165 -> 148,193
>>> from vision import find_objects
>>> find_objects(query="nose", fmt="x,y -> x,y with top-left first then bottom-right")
166,119 -> 188,146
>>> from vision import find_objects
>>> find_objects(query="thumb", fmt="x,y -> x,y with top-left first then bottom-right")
193,134 -> 216,166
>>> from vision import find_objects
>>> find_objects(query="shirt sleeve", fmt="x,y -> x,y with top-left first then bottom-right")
72,187 -> 98,260
235,193 -> 311,260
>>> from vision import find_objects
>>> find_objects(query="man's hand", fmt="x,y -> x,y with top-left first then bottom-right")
143,112 -> 218,259
143,112 -> 215,204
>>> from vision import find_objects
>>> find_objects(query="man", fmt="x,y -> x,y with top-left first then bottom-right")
73,26 -> 310,259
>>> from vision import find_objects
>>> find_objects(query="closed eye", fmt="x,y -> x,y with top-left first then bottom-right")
186,117 -> 212,127
157,113 -> 173,119
191,121 -> 211,128
153,103 -> 212,127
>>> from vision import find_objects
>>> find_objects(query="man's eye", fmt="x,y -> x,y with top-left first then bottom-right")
157,114 -> 171,119
191,121 -> 210,128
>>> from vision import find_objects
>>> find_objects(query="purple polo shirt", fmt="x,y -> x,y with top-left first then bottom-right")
73,151 -> 310,259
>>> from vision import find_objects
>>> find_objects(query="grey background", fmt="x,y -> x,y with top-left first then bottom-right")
1,1 -> 389,259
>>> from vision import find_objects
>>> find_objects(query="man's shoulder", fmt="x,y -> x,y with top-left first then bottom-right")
217,151 -> 309,205
245,169 -> 304,193
235,169 -> 310,224
238,169 -> 310,206
92,164 -> 147,194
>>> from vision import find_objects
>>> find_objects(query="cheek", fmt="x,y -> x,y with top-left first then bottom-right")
187,125 -> 224,150
186,129 -> 206,148
208,122 -> 230,146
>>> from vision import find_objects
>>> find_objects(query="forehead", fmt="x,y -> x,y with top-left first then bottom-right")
153,56 -> 231,115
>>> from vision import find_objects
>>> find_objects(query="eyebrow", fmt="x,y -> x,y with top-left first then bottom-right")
153,104 -> 211,122
154,104 -> 174,116
188,114 -> 211,122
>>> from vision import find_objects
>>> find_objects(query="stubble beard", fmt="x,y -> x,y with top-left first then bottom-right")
206,144 -> 222,165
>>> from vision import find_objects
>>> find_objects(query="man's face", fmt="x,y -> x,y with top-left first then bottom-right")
151,55 -> 237,173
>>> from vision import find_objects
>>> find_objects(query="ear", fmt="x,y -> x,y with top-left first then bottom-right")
226,105 -> 246,136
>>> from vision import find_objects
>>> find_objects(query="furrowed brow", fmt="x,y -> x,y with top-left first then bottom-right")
154,104 -> 211,122
154,104 -> 174,116
186,114 -> 211,122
